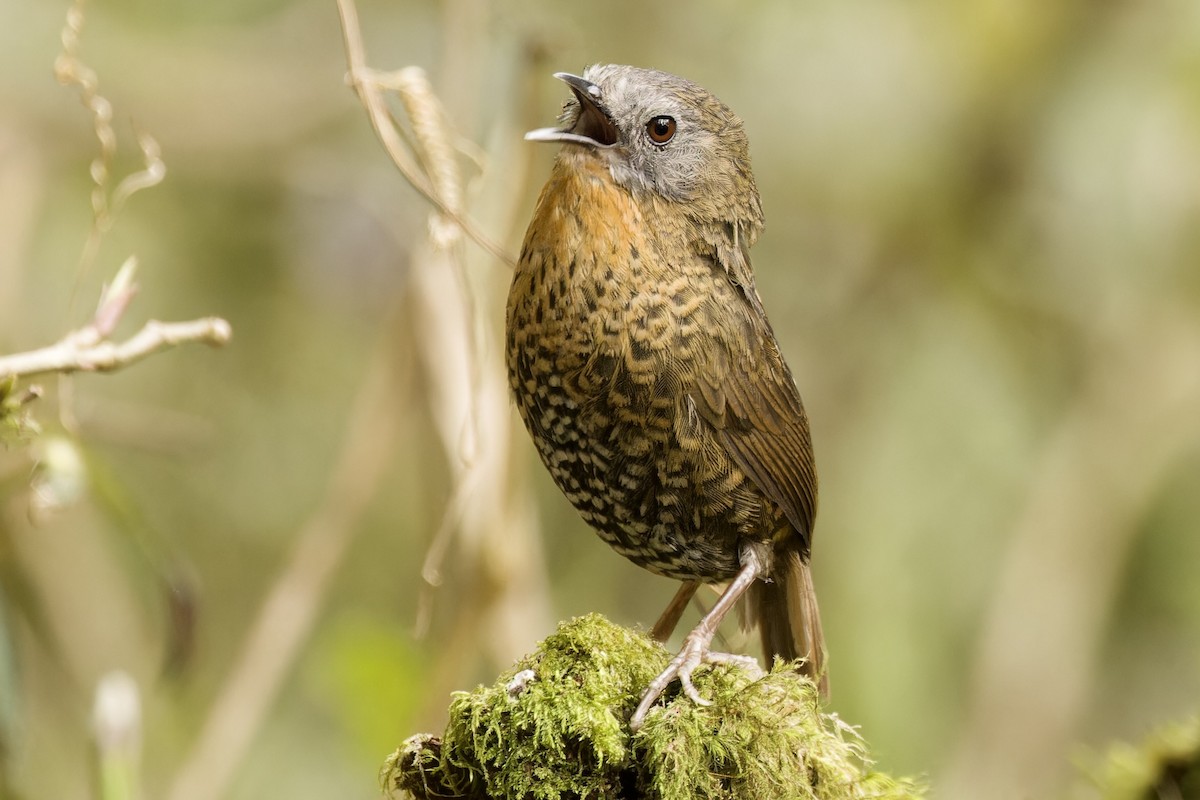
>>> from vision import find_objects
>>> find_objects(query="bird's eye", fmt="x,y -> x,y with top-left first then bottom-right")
646,116 -> 677,145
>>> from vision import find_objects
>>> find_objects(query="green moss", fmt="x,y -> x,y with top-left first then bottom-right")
383,614 -> 924,800
1080,717 -> 1200,800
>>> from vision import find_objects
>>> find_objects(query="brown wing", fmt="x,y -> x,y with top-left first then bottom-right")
688,256 -> 817,551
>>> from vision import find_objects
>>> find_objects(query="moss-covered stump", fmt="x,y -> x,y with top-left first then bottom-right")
382,614 -> 923,800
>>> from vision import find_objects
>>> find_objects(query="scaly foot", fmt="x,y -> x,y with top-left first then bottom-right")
630,629 -> 762,731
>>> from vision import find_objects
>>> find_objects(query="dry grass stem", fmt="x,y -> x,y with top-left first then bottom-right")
54,0 -> 166,291
335,0 -> 514,268
387,66 -> 464,248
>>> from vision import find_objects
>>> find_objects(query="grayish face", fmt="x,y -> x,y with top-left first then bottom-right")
526,65 -> 755,209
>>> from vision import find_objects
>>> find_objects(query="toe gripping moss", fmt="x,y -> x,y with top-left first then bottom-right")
382,614 -> 924,800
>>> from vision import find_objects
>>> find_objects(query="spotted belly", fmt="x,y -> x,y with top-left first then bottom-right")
510,354 -> 756,582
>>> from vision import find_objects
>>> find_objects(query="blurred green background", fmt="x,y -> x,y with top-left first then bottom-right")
1,0 -> 1199,798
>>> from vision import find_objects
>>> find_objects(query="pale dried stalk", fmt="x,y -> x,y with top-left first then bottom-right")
407,236 -> 552,664
338,0 -> 499,641
407,0 -> 553,702
341,0 -> 553,689
54,0 -> 166,287
336,0 -> 513,267
388,67 -> 464,248
390,67 -> 486,624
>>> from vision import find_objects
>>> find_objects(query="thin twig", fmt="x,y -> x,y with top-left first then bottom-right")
0,318 -> 231,382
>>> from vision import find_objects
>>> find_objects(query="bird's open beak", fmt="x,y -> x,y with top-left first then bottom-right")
525,72 -> 620,148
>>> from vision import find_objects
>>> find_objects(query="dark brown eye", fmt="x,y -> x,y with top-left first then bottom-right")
646,115 -> 676,144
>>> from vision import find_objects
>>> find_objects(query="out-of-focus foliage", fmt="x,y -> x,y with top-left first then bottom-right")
0,0 -> 1197,798
1076,716 -> 1200,799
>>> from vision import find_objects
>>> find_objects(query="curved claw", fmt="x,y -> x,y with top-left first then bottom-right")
676,657 -> 712,707
630,638 -> 702,731
630,631 -> 762,731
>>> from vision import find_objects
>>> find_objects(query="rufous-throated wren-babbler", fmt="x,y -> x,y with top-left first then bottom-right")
506,65 -> 826,730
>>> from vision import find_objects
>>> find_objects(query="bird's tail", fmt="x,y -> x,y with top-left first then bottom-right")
749,548 -> 828,697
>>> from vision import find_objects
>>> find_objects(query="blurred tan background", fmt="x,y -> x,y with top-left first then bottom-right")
1,0 -> 1198,798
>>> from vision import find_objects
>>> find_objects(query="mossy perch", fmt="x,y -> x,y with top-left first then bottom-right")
383,614 -> 923,799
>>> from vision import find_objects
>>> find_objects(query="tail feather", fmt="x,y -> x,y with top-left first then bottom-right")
750,549 -> 828,697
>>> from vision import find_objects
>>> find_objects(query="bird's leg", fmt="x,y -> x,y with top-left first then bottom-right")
650,580 -> 701,642
631,546 -> 767,731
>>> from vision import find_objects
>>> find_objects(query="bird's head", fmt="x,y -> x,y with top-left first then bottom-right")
527,65 -> 764,241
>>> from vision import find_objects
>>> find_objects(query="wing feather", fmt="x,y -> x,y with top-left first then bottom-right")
686,252 -> 817,549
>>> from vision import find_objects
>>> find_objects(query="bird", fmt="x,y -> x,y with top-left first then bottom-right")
505,65 -> 826,730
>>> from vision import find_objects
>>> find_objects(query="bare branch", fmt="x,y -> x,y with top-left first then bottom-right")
0,317 -> 232,382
